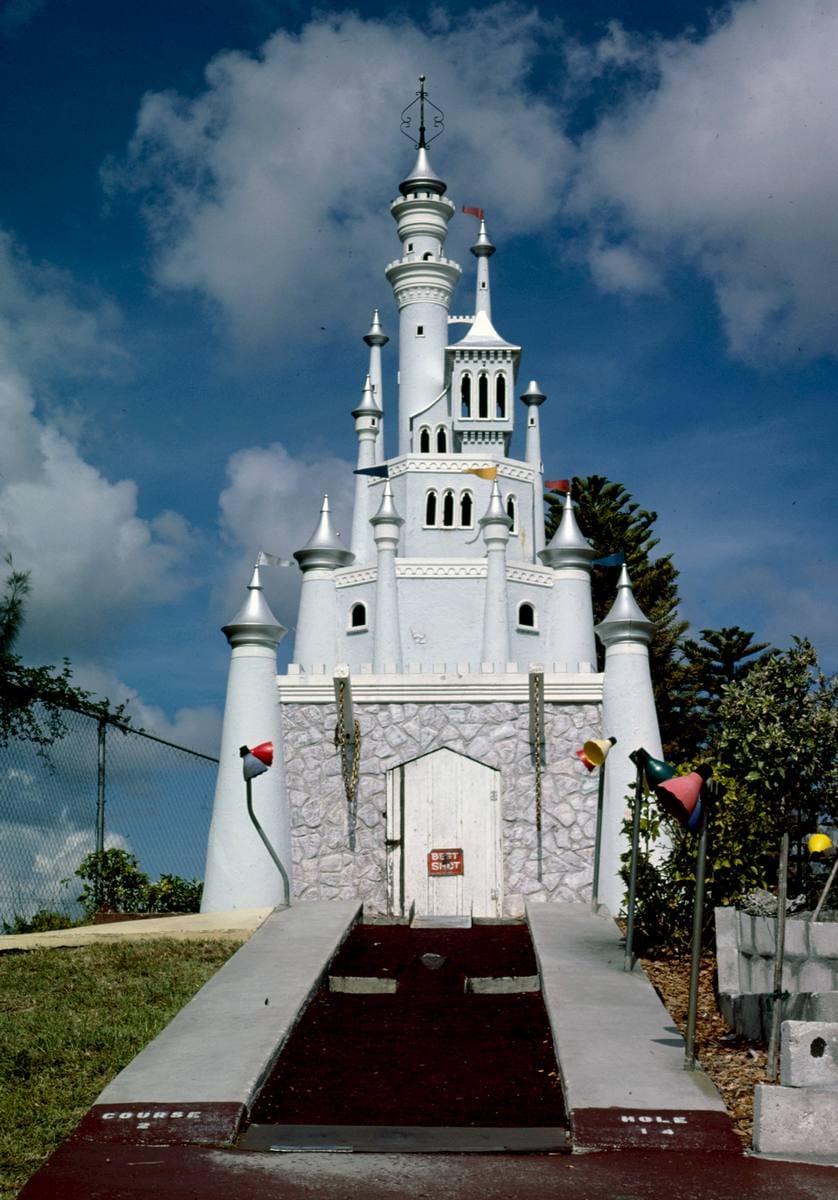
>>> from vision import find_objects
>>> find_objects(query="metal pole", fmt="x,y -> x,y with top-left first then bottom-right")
685,811 -> 709,1070
766,830 -> 790,1079
245,777 -> 291,907
812,854 -> 838,923
95,717 -> 107,856
624,762 -> 643,972
591,761 -> 607,914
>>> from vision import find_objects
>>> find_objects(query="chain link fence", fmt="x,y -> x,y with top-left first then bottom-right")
0,706 -> 218,926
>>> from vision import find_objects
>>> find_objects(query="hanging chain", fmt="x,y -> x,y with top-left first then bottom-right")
334,680 -> 361,848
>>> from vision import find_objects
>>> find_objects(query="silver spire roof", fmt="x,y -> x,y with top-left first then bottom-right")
399,145 -> 447,196
479,480 -> 513,527
539,491 -> 595,569
520,379 -> 546,406
222,564 -> 287,648
363,309 -> 389,347
595,564 -> 655,646
370,480 -> 404,526
449,309 -> 520,351
293,495 -> 354,570
352,373 -> 381,418
470,219 -> 496,258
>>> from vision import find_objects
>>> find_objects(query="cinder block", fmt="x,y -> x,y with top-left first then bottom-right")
784,918 -> 810,957
753,915 -> 778,957
714,907 -> 741,995
811,921 -> 838,960
798,959 -> 838,993
780,1021 -> 838,1088
753,1083 -> 838,1158
811,992 -> 838,1021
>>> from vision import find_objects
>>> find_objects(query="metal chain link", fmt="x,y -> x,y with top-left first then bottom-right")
533,681 -> 543,882
334,680 -> 361,848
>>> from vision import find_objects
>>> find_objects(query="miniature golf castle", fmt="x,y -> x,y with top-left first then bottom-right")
202,82 -> 662,920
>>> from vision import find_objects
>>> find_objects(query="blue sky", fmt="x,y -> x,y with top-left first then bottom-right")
2,0 -> 837,758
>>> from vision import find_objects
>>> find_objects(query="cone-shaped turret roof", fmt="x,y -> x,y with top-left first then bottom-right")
363,309 -> 388,347
370,480 -> 404,528
399,145 -> 447,196
294,495 -> 354,570
479,480 -> 513,528
470,219 -> 495,258
520,379 -> 546,406
539,492 -> 595,569
595,564 -> 655,646
449,308 -> 519,351
222,564 -> 286,648
352,373 -> 381,418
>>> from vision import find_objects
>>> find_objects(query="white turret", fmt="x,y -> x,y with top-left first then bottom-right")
386,82 -> 461,456
539,490 -> 597,670
350,375 -> 382,562
480,480 -> 512,667
202,565 -> 292,911
363,310 -> 388,463
470,217 -> 495,321
370,481 -> 404,671
520,380 -> 546,553
595,565 -> 661,915
293,496 -> 354,671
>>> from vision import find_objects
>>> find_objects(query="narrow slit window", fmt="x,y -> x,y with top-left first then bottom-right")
419,426 -> 431,454
350,603 -> 367,629
506,494 -> 517,532
436,427 -> 448,453
460,373 -> 472,418
416,325 -> 424,336
496,374 -> 506,418
425,490 -> 438,526
478,374 -> 489,419
442,490 -> 455,527
460,491 -> 473,528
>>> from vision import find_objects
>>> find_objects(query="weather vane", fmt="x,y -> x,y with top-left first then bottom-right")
400,74 -> 444,150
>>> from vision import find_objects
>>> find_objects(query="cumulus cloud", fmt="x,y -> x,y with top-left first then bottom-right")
0,230 -> 196,657
106,5 -> 572,346
571,0 -> 838,361
217,440 -> 354,632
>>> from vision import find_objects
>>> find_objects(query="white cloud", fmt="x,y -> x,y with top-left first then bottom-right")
571,0 -> 838,361
0,230 -> 196,657
107,6 -> 572,346
217,440 -> 354,633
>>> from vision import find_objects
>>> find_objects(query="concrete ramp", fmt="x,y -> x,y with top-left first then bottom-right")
528,901 -> 740,1152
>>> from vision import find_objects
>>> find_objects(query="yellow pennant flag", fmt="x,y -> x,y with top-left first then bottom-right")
463,466 -> 497,481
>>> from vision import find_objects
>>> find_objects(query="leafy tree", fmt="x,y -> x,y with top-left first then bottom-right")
680,626 -> 770,750
545,477 -> 691,759
0,554 -> 125,753
74,849 -> 203,915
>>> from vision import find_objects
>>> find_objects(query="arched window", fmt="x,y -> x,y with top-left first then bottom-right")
518,602 -> 536,629
461,373 -> 472,418
459,490 -> 474,528
506,494 -> 517,533
478,373 -> 489,419
422,251 -> 433,261
349,602 -> 367,629
442,489 -> 455,528
496,374 -> 507,418
436,426 -> 448,453
419,426 -> 431,454
425,490 -> 438,526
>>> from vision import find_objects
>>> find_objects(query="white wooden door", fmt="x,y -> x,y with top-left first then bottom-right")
386,748 -> 502,918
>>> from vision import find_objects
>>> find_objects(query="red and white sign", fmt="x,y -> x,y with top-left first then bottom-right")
428,848 -> 464,876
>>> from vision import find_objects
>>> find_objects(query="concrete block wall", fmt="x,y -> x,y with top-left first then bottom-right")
753,1020 -> 838,1161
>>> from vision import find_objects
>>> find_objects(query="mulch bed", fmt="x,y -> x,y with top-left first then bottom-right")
641,952 -> 769,1148
251,923 -> 563,1128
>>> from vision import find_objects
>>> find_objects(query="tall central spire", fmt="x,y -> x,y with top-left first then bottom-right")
400,74 -> 444,150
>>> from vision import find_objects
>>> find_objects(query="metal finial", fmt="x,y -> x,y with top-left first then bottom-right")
400,75 -> 444,149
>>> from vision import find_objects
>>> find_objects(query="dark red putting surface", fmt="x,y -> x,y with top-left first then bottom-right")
250,923 -> 563,1128
328,920 -> 537,978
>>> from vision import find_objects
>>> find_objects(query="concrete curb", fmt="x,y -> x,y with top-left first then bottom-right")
0,908 -> 276,951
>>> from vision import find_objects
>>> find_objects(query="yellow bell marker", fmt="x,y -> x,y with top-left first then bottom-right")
808,833 -> 833,855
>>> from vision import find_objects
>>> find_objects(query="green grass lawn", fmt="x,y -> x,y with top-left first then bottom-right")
0,938 -> 242,1200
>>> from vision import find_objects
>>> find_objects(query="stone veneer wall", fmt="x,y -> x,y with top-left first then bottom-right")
282,700 -> 601,916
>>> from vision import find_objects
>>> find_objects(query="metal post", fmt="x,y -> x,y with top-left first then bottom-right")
624,761 -> 643,971
95,717 -> 107,856
333,665 -> 355,746
812,853 -> 838,923
766,830 -> 790,1080
591,760 -> 607,914
685,808 -> 710,1069
245,777 -> 291,907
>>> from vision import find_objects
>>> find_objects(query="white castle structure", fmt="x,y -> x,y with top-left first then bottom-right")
202,85 -> 663,918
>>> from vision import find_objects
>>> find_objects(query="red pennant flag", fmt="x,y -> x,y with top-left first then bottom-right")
545,479 -> 570,493
462,205 -> 485,221
240,741 -> 274,780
